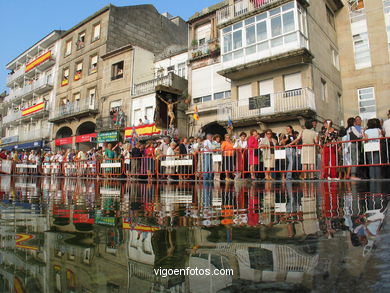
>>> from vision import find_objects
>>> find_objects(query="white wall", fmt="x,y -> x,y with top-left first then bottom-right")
154,52 -> 188,79
131,93 -> 156,126
191,63 -> 231,100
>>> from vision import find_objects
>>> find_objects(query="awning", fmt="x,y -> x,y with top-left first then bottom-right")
55,137 -> 73,146
14,140 -> 44,150
75,133 -> 96,143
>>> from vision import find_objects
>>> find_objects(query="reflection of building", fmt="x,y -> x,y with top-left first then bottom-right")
187,0 -> 344,136
2,31 -> 63,151
50,4 -> 188,150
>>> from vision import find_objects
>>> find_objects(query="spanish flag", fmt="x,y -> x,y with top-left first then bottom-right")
22,102 -> 45,117
25,51 -> 52,73
193,106 -> 199,121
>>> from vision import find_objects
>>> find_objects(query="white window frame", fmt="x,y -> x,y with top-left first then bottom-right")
357,87 -> 376,120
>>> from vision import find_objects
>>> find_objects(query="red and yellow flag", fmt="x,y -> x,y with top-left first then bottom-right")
25,51 -> 52,72
193,106 -> 199,121
22,102 -> 45,117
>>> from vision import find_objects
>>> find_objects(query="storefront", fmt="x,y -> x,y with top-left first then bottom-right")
1,138 -> 47,151
75,133 -> 97,151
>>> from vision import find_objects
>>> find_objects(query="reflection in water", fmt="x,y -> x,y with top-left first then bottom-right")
0,176 -> 388,292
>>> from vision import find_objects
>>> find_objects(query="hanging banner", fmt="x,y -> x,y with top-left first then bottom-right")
15,233 -> 38,250
97,131 -> 119,143
75,133 -> 96,143
25,51 -> 52,72
125,124 -> 161,138
55,137 -> 73,146
22,102 -> 45,117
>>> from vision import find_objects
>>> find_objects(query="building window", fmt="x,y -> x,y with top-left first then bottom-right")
326,6 -> 335,29
65,40 -> 72,56
61,68 -> 69,86
110,100 -> 122,113
92,23 -> 101,42
193,95 -> 212,104
331,47 -> 340,70
74,61 -> 83,81
111,61 -> 124,80
167,65 -> 175,74
352,32 -> 371,69
321,79 -> 327,101
88,88 -> 96,109
196,23 -> 211,46
74,92 -> 81,105
77,31 -> 86,50
222,2 -> 305,63
177,63 -> 186,78
283,72 -> 302,93
214,91 -> 231,100
90,55 -> 98,74
358,87 -> 376,119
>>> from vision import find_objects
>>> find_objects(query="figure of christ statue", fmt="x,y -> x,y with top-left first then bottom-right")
158,96 -> 180,128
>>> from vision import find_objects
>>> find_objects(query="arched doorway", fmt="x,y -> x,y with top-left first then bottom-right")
56,126 -> 72,139
76,122 -> 96,151
55,127 -> 73,150
76,121 -> 96,135
202,122 -> 227,138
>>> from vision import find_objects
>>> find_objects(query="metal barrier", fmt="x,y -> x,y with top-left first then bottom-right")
63,161 -> 78,177
14,160 -> 40,175
50,162 -> 63,176
324,136 -> 390,179
124,156 -> 156,178
0,160 -> 13,174
77,160 -> 98,177
157,153 -> 195,179
98,158 -> 123,177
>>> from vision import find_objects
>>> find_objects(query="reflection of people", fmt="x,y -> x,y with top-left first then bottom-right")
158,97 -> 180,128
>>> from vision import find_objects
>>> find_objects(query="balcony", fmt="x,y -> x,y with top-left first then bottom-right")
132,73 -> 187,97
190,39 -> 220,61
216,0 -> 308,25
3,111 -> 22,124
5,75 -> 54,104
217,87 -> 316,123
96,115 -> 128,131
6,66 -> 25,85
49,98 -> 98,123
19,127 -> 50,142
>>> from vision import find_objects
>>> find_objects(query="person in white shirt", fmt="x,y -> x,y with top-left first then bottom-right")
383,110 -> 390,137
166,142 -> 177,180
363,118 -> 382,179
202,134 -> 213,180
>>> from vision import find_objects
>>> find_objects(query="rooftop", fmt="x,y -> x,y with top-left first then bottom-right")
188,0 -> 228,22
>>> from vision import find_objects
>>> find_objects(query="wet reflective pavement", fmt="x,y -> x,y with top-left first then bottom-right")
0,176 -> 389,293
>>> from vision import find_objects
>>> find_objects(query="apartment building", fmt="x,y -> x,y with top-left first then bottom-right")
49,4 -> 187,150
2,31 -> 63,151
336,0 -> 390,123
188,0 -> 344,136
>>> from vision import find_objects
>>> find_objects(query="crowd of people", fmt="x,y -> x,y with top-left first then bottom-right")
1,112 -> 389,181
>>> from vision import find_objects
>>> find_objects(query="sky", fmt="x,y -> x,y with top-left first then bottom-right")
0,0 -> 219,93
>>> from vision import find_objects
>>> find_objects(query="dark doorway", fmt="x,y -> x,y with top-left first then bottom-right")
56,127 -> 72,139
76,122 -> 96,135
202,122 -> 227,137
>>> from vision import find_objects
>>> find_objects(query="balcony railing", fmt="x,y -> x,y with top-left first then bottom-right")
96,115 -> 127,130
217,0 -> 290,25
3,111 -> 22,124
5,75 -> 54,103
190,39 -> 220,60
132,72 -> 185,96
19,127 -> 50,142
49,98 -> 98,122
6,66 -> 25,85
217,87 -> 315,121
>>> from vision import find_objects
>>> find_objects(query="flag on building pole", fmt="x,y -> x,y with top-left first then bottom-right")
193,106 -> 199,121
227,117 -> 233,128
